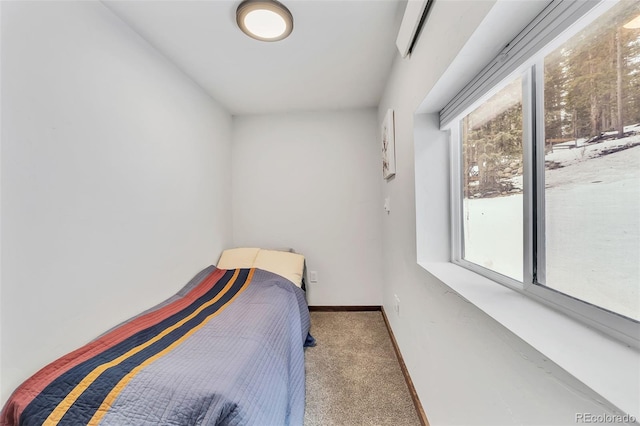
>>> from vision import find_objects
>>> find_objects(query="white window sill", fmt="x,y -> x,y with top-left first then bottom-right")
418,260 -> 640,419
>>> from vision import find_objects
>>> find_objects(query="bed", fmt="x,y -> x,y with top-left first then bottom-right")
0,248 -> 313,426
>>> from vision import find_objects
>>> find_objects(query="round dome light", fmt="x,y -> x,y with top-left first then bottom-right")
236,0 -> 293,42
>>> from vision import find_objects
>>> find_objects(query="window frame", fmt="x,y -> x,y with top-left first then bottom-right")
447,0 -> 640,348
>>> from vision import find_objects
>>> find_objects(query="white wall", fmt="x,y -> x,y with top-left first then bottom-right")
232,110 -> 383,306
379,1 -> 633,424
0,1 -> 232,401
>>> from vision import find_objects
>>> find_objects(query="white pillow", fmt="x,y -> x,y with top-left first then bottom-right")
253,249 -> 305,287
216,247 -> 260,269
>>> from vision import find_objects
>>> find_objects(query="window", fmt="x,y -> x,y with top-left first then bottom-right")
461,77 -> 524,282
447,0 -> 640,341
542,3 -> 640,320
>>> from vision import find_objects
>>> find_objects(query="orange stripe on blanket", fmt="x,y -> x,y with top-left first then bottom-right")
42,269 -> 244,425
87,269 -> 256,426
0,267 -> 226,426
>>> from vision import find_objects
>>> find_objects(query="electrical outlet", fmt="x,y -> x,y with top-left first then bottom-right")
309,271 -> 318,283
394,294 -> 400,316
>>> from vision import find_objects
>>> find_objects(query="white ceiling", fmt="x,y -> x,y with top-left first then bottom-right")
103,0 -> 405,115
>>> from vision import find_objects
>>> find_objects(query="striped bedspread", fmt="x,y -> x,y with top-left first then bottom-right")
1,267 -> 311,426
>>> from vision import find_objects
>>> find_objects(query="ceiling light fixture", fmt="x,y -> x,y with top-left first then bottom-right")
236,0 -> 293,42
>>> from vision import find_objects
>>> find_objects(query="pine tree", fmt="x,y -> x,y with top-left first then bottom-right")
545,1 -> 640,142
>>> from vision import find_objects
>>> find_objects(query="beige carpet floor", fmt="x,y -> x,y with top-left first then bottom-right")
304,311 -> 422,426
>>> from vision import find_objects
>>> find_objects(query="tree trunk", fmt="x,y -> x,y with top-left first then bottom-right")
589,49 -> 599,137
573,109 -> 578,144
616,27 -> 624,138
590,95 -> 599,136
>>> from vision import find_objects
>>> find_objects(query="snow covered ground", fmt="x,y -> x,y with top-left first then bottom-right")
463,195 -> 523,282
546,130 -> 640,169
544,144 -> 639,320
464,135 -> 639,320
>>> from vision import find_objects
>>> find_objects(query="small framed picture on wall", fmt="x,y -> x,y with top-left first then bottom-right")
381,109 -> 396,179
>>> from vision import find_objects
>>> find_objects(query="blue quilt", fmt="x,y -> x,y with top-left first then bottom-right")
1,267 -> 311,426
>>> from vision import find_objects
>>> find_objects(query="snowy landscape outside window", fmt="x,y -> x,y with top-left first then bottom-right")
451,0 -> 640,325
542,0 -> 640,321
461,77 -> 523,282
